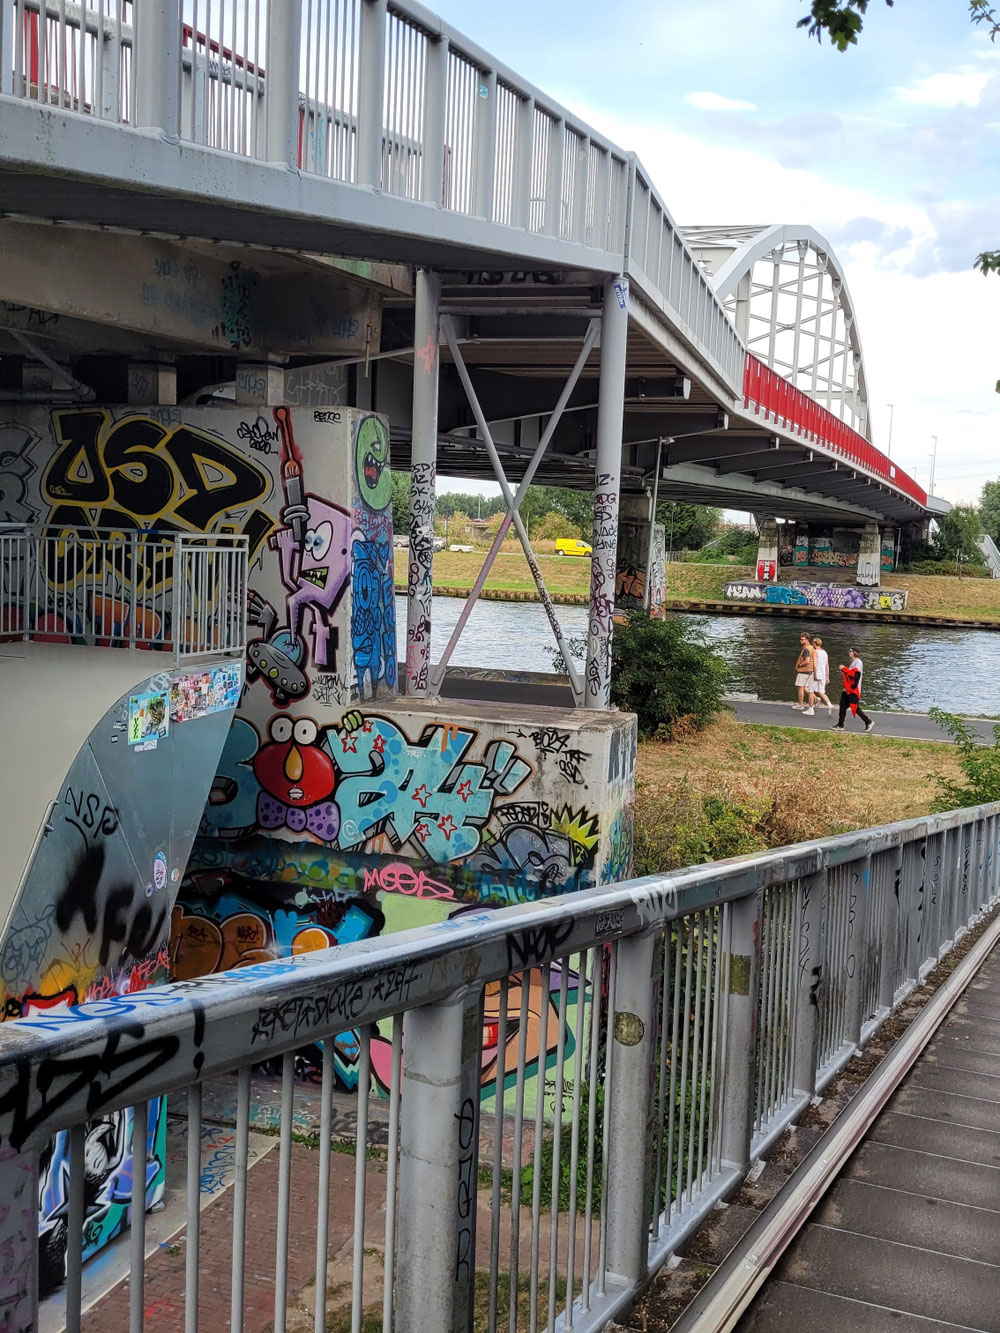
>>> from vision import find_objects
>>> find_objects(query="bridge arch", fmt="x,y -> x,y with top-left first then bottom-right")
683,224 -> 871,441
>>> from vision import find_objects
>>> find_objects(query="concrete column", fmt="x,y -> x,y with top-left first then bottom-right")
720,890 -> 763,1173
585,276 -> 629,710
406,269 -> 440,695
134,0 -> 182,139
792,868 -> 827,1098
395,988 -> 482,1333
357,0 -> 388,189
881,527 -> 896,573
792,523 -> 810,568
755,515 -> 779,582
127,362 -> 177,406
856,521 -> 881,587
421,36 -> 448,205
235,363 -> 285,407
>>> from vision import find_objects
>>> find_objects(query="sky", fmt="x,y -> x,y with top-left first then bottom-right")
433,0 -> 1000,509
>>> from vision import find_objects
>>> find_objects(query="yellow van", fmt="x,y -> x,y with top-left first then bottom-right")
555,538 -> 593,557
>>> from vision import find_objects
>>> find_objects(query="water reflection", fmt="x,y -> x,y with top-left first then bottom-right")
395,597 -> 1000,716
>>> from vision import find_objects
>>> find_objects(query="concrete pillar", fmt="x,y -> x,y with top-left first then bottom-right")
406,269 -> 440,695
134,0 -> 182,139
857,521 -> 881,587
793,523 -> 810,568
881,527 -> 896,573
127,362 -> 177,406
357,0 -> 388,189
755,515 -> 779,582
265,0 -> 303,166
585,276 -> 629,710
235,363 -> 286,407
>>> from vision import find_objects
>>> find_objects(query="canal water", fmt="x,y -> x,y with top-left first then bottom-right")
395,596 -> 1000,716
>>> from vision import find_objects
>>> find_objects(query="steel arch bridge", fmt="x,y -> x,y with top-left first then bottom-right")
685,224 -> 871,440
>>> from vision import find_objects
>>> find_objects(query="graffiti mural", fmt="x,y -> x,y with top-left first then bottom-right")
724,581 -> 908,611
405,459 -> 435,693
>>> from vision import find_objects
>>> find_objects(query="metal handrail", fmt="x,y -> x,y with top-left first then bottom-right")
1,796 -> 996,1330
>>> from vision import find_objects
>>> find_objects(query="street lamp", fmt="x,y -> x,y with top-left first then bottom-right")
930,436 -> 938,495
886,403 -> 894,459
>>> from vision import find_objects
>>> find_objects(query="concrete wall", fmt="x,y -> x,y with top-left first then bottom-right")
724,580 -> 907,611
615,520 -> 666,616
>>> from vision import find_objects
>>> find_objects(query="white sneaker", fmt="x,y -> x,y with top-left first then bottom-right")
802,707 -> 815,715
826,704 -> 834,716
792,704 -> 803,710
865,719 -> 875,732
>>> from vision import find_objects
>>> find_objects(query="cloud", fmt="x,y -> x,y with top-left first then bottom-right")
685,91 -> 756,112
895,69 -> 993,108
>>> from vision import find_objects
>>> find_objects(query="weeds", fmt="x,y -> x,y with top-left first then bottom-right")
930,708 -> 1000,809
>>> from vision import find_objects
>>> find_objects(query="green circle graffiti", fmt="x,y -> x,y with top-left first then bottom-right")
355,415 -> 392,512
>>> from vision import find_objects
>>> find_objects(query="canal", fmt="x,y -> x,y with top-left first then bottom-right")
395,597 -> 1000,716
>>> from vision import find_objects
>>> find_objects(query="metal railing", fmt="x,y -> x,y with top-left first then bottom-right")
0,525 -> 248,657
743,354 -> 928,507
2,800 -> 996,1332
977,532 -> 1000,578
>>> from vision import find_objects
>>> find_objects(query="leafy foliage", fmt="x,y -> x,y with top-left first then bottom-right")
929,709 -> 1000,810
390,470 -> 410,536
980,479 -> 1000,544
655,501 -> 722,551
609,612 -> 729,739
935,504 -> 984,561
798,0 -> 888,49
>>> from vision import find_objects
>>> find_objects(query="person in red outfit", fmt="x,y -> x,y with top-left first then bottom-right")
832,647 -> 874,732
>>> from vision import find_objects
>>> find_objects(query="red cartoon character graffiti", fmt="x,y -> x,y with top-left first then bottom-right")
253,716 -> 340,840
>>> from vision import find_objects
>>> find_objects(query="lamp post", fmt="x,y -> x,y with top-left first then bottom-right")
886,403 -> 894,459
930,436 -> 938,495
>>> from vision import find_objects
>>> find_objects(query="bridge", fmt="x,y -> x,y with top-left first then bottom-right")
0,4 -> 975,1332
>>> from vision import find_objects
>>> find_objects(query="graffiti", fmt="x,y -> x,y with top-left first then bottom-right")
41,408 -> 274,556
495,800 -> 551,826
406,460 -> 435,692
464,270 -> 564,286
354,415 -> 392,511
169,663 -> 243,724
0,423 -> 38,523
506,920 -> 573,972
586,478 -> 618,708
237,415 -> 279,454
0,905 -> 56,991
362,863 -> 456,900
63,786 -> 119,845
600,806 -> 633,885
254,715 -> 340,839
250,961 -> 423,1044
615,563 -> 645,605
55,843 -> 168,970
724,581 -> 908,612
351,537 -> 396,698
216,261 -> 255,349
469,827 -> 581,896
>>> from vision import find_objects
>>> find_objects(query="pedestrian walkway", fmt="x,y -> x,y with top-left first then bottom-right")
726,696 -> 998,744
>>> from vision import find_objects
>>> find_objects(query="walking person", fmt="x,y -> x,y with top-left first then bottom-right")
808,636 -> 834,716
793,632 -> 815,712
832,646 -> 875,732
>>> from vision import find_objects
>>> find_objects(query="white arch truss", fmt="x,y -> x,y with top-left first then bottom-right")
683,224 -> 871,441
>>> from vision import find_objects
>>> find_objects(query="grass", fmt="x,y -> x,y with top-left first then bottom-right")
397,551 -> 1000,621
634,714 -> 962,870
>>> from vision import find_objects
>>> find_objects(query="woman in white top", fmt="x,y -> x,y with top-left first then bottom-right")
807,636 -> 834,716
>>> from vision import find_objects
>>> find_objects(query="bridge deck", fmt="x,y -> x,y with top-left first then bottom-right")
742,938 -> 1000,1331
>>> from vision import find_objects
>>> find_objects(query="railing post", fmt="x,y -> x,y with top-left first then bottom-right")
514,93 -> 534,229
879,845 -> 903,1012
1,0 -> 15,96
925,829 -> 945,966
572,136 -> 591,244
395,987 -> 482,1333
357,0 -> 387,188
129,532 -> 137,649
473,68 -> 497,220
987,814 -> 999,906
792,868 -> 827,1100
421,35 -> 448,204
265,0 -> 303,167
604,931 -> 658,1286
900,829 -> 927,989
719,890 -> 763,1173
134,0 -> 182,139
844,854 -> 871,1047
545,115 -> 564,236
0,1146 -> 40,1333
173,536 -> 184,659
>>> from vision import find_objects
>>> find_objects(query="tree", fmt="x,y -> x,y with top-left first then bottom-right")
654,501 -> 721,551
801,1 -> 999,50
934,504 -> 982,560
390,470 -> 410,536
980,480 -> 1000,543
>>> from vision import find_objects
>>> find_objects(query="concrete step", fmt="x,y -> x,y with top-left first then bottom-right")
775,1224 -> 1000,1329
814,1177 -> 1000,1265
739,1279 -> 975,1331
844,1141 -> 1000,1212
890,1083 -> 1000,1135
869,1110 -> 1000,1168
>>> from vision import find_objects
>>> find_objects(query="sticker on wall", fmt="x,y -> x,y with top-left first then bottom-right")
153,852 -> 168,893
170,663 -> 243,724
128,690 -> 169,746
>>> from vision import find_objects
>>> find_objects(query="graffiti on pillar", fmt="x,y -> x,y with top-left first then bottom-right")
0,423 -> 39,523
724,580 -> 908,611
405,460 -> 435,692
351,416 -> 397,698
586,474 -> 618,706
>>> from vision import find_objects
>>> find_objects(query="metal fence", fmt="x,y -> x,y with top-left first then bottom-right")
0,525 -> 248,657
1,799 -> 996,1332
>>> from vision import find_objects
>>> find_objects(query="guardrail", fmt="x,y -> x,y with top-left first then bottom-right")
977,532 -> 1000,579
0,525 -> 248,657
2,800 -> 995,1332
743,354 -> 928,507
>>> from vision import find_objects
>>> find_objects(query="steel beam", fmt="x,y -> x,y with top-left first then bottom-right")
406,269 -> 440,696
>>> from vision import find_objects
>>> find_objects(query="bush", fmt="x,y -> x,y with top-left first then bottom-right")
533,510 -> 582,541
609,612 -> 729,739
900,559 -> 989,578
929,709 -> 1000,810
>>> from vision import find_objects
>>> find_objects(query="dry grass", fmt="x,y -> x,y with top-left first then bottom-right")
392,549 -> 592,595
635,715 -> 960,869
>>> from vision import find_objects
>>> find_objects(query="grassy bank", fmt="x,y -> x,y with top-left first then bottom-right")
634,715 -> 960,872
396,550 -> 1000,621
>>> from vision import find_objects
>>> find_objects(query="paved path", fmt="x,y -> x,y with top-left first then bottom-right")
726,696 -> 998,744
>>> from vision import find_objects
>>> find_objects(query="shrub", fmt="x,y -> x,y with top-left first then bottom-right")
900,558 -> 989,578
533,510 -> 582,541
609,612 -> 729,738
929,709 -> 1000,810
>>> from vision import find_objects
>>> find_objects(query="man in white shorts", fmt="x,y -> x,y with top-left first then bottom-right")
794,633 -> 814,712
808,635 -> 834,716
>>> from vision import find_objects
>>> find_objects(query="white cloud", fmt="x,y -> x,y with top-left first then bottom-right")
895,69 -> 992,108
685,91 -> 756,113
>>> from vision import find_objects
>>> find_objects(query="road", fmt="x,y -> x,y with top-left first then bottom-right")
726,696 -> 998,744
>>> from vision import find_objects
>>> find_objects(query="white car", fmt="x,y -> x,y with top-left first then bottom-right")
449,544 -> 475,553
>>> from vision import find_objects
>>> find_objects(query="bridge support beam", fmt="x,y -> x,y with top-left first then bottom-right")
756,515 -> 779,582
406,268 -> 440,695
585,276 -> 629,710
